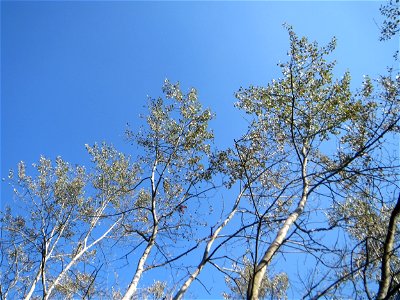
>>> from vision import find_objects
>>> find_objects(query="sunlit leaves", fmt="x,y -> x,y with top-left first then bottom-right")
1,148 -> 139,299
86,143 -> 140,204
139,280 -> 169,300
235,28 -> 356,149
135,79 -> 213,159
380,0 -> 400,41
225,25 -> 399,299
127,79 -> 215,205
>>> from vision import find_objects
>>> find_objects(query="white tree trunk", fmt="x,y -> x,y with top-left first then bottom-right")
123,160 -> 159,300
23,266 -> 43,300
45,217 -> 121,299
248,155 -> 309,300
122,231 -> 157,300
173,189 -> 245,300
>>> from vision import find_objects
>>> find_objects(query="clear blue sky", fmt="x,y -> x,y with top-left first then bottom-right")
1,1 -> 398,298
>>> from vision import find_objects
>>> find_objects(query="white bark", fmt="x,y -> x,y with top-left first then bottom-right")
122,158 -> 159,300
23,266 -> 43,300
122,226 -> 158,300
173,189 -> 245,300
45,217 -> 121,299
248,153 -> 309,300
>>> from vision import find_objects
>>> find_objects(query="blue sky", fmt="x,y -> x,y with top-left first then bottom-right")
1,1 -> 398,298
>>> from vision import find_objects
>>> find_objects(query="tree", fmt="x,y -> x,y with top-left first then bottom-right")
1,147 -> 139,299
227,25 -> 399,299
1,79 -> 218,300
120,79 -> 216,300
2,12 -> 399,300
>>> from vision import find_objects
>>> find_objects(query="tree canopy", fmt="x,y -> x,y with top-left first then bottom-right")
1,3 -> 399,300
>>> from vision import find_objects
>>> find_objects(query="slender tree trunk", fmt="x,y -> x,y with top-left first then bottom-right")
23,265 -> 43,300
247,155 -> 309,300
45,218 -> 121,299
173,189 -> 245,300
376,193 -> 400,299
173,267 -> 201,300
122,229 -> 157,300
123,155 -> 161,300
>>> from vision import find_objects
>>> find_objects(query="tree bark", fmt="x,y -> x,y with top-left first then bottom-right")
173,189 -> 245,300
122,228 -> 157,300
376,193 -> 400,300
247,154 -> 309,300
45,217 -> 121,299
122,159 -> 159,300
